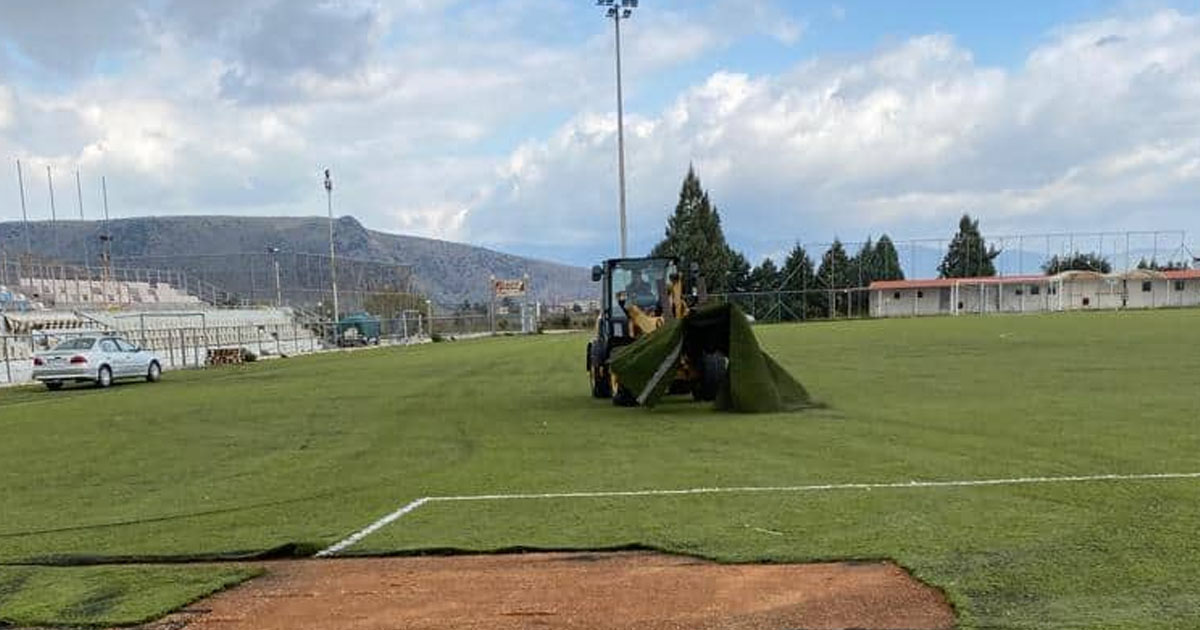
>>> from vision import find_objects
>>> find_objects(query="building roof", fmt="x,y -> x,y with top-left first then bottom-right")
869,275 -> 1047,291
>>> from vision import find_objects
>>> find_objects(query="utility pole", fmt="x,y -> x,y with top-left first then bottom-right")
101,176 -> 113,295
46,166 -> 58,256
324,169 -> 339,323
598,0 -> 637,257
16,160 -> 30,260
76,169 -> 89,270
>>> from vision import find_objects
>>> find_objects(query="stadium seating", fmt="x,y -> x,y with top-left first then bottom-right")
15,277 -> 204,308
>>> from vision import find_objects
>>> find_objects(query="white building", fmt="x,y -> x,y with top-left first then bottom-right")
870,269 -> 1200,318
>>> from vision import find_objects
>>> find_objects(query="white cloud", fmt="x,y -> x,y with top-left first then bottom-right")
466,9 -> 1200,261
3,4 -> 1200,268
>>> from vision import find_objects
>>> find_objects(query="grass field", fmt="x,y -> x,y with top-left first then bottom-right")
3,310 -> 1200,628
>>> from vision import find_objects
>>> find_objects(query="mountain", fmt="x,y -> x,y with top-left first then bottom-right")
0,216 -> 594,307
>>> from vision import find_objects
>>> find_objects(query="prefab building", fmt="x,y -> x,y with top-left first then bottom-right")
869,269 -> 1200,318
870,276 -> 1052,318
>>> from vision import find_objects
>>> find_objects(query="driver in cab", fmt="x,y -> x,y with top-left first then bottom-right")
625,270 -> 658,311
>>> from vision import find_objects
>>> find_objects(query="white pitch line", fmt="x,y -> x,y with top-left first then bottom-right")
315,472 -> 1200,557
315,497 -> 428,558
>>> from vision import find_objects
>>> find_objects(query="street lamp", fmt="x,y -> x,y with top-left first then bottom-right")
267,247 -> 282,307
324,169 -> 340,323
598,0 -> 637,257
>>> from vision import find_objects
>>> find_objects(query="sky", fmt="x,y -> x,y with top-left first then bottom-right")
1,0 -> 1199,268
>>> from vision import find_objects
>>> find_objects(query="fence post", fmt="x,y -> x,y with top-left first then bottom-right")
3,336 -> 10,384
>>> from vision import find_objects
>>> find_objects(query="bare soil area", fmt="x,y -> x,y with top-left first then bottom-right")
140,551 -> 955,630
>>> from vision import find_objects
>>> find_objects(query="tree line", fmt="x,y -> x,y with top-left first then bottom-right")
651,167 -> 905,318
653,167 -> 1193,311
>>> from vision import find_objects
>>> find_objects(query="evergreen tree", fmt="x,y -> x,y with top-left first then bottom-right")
779,242 -> 815,320
651,166 -> 738,293
874,235 -> 905,281
1137,258 -> 1190,271
749,258 -> 781,293
726,250 -> 752,293
1042,252 -> 1112,275
815,239 -> 853,317
848,239 -> 876,316
938,214 -> 1000,278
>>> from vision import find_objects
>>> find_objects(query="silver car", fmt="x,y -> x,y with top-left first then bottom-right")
32,336 -> 163,391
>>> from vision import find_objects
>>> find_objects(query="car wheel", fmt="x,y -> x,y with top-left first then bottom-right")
45,381 -> 63,391
96,366 -> 113,389
146,361 -> 162,383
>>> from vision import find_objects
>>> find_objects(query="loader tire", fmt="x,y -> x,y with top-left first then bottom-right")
592,366 -> 613,399
612,384 -> 638,407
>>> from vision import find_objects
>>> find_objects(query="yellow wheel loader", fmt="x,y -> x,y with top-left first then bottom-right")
585,257 -> 727,406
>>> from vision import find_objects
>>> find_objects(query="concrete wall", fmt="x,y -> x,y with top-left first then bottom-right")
873,288 -> 945,317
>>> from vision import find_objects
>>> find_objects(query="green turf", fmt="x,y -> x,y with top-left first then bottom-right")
3,310 -> 1200,627
0,565 -> 259,627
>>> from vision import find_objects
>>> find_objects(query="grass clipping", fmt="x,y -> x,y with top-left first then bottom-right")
610,303 -> 813,412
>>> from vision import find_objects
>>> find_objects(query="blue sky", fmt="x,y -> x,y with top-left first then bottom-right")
2,0 -> 1200,269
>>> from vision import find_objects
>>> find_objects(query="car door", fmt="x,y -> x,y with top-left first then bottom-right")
97,339 -> 125,376
114,339 -> 144,377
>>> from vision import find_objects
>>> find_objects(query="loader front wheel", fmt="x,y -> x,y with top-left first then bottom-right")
612,384 -> 638,407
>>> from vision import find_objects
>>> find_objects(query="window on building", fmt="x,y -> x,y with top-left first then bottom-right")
1030,285 -> 1041,296
1049,286 -> 1058,295
1015,288 -> 1023,296
1082,297 -> 1090,307
957,301 -> 964,310
1142,281 -> 1152,293
916,290 -> 924,298
1174,280 -> 1186,292
893,291 -> 901,300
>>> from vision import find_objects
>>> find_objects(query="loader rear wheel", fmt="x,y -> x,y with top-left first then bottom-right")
693,351 -> 728,402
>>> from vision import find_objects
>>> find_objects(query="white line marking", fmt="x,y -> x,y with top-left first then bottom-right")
315,497 -> 428,558
315,472 -> 1200,557
428,472 -> 1200,502
636,340 -> 683,405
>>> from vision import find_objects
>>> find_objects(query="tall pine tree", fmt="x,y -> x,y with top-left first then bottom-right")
749,258 -> 780,293
938,214 -> 999,278
874,235 -> 904,281
780,243 -> 815,320
815,239 -> 853,317
652,166 -> 742,293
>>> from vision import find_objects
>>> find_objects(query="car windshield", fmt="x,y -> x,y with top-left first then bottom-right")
53,337 -> 96,351
610,259 -> 673,314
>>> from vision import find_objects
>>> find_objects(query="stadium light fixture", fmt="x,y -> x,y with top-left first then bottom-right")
597,0 -> 637,257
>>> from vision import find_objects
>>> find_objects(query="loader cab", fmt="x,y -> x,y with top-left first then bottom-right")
592,257 -> 678,342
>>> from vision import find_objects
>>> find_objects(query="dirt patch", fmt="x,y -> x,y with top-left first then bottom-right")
138,551 -> 955,630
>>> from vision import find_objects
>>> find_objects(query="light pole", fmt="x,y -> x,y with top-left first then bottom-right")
426,298 -> 433,339
598,0 -> 637,257
324,168 -> 340,324
46,166 -> 59,256
15,160 -> 30,260
75,169 -> 89,270
267,247 -> 282,307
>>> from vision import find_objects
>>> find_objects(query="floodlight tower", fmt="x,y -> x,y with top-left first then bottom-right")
598,0 -> 637,257
324,169 -> 340,323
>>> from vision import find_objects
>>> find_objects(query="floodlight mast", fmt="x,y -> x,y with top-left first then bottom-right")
324,169 -> 340,324
598,0 -> 637,257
